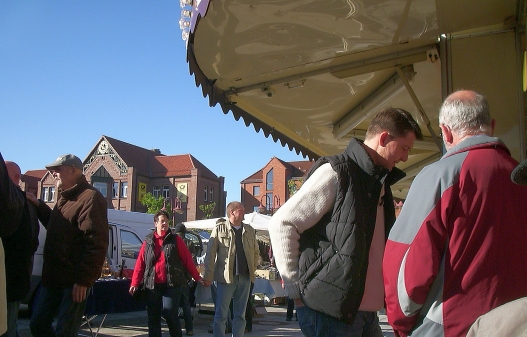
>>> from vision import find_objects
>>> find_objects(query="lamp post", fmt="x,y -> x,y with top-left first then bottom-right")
258,194 -> 281,215
162,196 -> 183,226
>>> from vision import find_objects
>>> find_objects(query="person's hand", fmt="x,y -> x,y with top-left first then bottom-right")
26,192 -> 39,206
72,283 -> 88,303
294,298 -> 305,308
201,279 -> 211,287
129,286 -> 137,296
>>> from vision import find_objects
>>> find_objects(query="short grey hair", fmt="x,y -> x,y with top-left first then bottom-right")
439,90 -> 492,138
227,201 -> 243,214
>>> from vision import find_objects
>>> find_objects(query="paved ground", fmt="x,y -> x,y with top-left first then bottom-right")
17,305 -> 395,337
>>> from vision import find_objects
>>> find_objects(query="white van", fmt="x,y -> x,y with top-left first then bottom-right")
107,209 -> 205,262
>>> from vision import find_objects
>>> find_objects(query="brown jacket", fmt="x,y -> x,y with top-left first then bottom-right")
37,176 -> 108,288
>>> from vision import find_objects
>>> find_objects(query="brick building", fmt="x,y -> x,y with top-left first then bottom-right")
23,135 -> 226,221
241,157 -> 313,214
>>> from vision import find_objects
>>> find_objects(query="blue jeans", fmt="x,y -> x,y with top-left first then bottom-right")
211,281 -> 232,330
146,284 -> 183,337
30,286 -> 87,337
1,301 -> 21,337
297,306 -> 383,337
213,275 -> 251,337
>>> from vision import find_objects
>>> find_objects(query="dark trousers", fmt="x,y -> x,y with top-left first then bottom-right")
30,286 -> 87,337
189,281 -> 197,307
286,297 -> 296,320
146,284 -> 183,337
179,284 -> 193,332
245,282 -> 254,330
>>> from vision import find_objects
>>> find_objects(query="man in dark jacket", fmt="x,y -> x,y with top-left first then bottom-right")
27,154 -> 109,337
175,223 -> 198,336
268,108 -> 423,337
0,153 -> 26,335
1,161 -> 39,337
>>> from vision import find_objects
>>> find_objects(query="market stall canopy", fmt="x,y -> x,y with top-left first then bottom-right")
181,0 -> 525,199
183,212 -> 272,242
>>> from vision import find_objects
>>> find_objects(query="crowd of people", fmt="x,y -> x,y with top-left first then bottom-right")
2,89 -> 527,337
0,152 -> 261,337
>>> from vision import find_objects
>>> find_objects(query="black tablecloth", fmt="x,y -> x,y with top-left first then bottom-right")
84,278 -> 146,316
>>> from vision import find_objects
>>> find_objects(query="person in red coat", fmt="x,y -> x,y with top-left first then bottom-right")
129,210 -> 203,337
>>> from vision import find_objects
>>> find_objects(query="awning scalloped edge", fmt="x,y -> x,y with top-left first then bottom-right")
185,13 -> 318,162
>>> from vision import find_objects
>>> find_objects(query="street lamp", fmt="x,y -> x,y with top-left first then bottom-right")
258,195 -> 281,215
162,196 -> 184,226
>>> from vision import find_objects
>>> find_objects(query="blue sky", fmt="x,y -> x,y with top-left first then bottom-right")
0,1 -> 307,202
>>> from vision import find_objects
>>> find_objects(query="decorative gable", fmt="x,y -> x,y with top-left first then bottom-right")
85,139 -> 128,176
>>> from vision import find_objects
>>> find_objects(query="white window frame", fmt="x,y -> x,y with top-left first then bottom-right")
112,182 -> 119,199
49,186 -> 56,202
121,182 -> 128,198
153,186 -> 161,198
42,187 -> 49,202
94,182 -> 107,198
162,185 -> 170,198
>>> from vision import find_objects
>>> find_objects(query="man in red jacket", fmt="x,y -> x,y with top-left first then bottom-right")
383,90 -> 527,337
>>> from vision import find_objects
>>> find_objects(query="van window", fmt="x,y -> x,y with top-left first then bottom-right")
107,228 -> 115,260
185,231 -> 204,258
121,229 -> 143,259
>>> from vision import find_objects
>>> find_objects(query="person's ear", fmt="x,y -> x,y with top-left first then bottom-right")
379,132 -> 390,147
440,124 -> 453,144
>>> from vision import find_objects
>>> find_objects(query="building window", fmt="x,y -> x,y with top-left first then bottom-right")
49,187 -> 55,202
266,193 -> 273,211
204,186 -> 208,201
162,185 -> 170,198
112,182 -> 119,198
41,187 -> 49,202
266,169 -> 273,191
253,206 -> 259,212
210,187 -> 214,202
121,182 -> 128,198
153,186 -> 161,198
253,186 -> 260,196
94,182 -> 107,197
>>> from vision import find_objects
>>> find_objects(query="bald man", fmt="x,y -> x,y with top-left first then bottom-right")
383,90 -> 527,337
1,161 -> 39,337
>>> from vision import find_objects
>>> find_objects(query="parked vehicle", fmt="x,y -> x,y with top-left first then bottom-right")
107,209 -> 204,263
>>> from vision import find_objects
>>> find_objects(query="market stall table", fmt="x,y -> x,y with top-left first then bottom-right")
252,277 -> 275,303
81,278 -> 145,337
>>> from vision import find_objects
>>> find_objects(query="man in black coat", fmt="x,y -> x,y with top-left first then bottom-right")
1,161 -> 39,337
0,153 -> 26,335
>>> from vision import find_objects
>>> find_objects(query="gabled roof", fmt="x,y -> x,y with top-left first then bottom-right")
101,135 -> 164,176
22,169 -> 47,185
87,136 -> 220,179
23,169 -> 47,180
154,154 -> 219,180
284,160 -> 313,178
242,170 -> 263,183
241,157 -> 313,183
